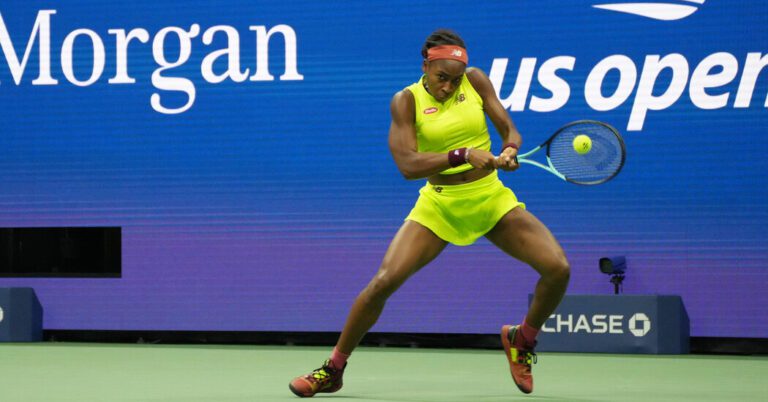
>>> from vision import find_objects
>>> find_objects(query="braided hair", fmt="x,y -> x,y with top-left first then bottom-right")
420,29 -> 466,60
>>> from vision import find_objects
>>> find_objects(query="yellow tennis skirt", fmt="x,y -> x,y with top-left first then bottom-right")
405,170 -> 525,246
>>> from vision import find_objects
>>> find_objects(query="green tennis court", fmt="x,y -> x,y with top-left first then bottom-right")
0,343 -> 765,401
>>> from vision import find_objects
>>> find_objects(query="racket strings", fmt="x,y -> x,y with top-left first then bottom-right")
548,123 -> 625,185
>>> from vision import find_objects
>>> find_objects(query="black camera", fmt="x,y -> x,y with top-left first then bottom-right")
599,256 -> 627,275
599,256 -> 627,294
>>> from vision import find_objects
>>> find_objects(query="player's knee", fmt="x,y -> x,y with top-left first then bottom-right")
554,256 -> 571,283
545,253 -> 570,283
362,271 -> 401,304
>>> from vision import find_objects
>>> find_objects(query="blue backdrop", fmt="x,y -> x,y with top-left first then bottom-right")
1,0 -> 766,338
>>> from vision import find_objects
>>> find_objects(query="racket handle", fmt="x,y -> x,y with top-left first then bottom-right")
495,155 -> 520,169
496,155 -> 520,163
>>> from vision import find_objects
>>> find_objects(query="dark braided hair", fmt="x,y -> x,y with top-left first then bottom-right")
420,29 -> 466,59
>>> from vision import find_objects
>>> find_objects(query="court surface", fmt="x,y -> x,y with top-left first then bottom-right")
0,343 -> 765,401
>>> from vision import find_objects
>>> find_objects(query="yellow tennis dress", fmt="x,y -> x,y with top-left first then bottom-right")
404,74 -> 525,246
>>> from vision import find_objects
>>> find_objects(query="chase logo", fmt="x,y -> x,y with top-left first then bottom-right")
628,313 -> 651,337
541,312 -> 653,337
593,0 -> 705,21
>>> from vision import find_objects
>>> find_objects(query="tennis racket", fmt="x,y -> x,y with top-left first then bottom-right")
510,120 -> 626,185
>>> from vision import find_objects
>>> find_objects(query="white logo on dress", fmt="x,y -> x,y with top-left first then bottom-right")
593,0 -> 705,21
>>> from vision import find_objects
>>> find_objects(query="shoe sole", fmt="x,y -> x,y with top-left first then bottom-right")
288,382 -> 311,398
288,380 -> 343,398
501,325 -> 532,394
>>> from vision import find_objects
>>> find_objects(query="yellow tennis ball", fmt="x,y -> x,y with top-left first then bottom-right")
573,134 -> 592,154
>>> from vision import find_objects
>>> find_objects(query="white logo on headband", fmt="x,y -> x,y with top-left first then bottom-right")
452,49 -> 463,57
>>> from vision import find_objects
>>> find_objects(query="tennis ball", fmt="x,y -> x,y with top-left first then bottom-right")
573,134 -> 592,154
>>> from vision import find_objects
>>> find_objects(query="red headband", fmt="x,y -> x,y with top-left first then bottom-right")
426,45 -> 468,64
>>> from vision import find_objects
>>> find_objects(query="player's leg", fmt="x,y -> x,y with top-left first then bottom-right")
484,207 -> 570,394
335,220 -> 447,353
289,220 -> 447,397
486,207 -> 570,328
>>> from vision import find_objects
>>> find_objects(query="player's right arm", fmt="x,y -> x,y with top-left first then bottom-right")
388,90 -> 455,180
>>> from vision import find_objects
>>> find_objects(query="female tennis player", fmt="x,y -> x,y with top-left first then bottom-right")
289,29 -> 570,397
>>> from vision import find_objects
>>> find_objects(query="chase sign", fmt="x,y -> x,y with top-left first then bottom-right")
532,295 -> 689,354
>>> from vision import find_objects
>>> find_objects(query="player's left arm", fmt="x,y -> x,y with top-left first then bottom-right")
466,67 -> 520,171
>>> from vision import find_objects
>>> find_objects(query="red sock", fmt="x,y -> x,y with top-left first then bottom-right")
329,347 -> 350,369
515,319 -> 540,349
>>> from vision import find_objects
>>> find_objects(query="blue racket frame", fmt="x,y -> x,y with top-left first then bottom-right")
513,120 -> 626,185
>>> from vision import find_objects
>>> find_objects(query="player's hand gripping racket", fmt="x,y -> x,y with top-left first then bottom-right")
512,120 -> 626,185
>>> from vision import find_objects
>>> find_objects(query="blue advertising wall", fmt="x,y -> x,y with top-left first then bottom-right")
0,1 -> 766,338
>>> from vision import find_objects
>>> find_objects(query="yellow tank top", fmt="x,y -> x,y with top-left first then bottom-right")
406,74 -> 491,175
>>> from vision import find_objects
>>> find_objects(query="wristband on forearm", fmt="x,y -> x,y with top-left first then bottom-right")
502,142 -> 519,152
448,147 -> 467,167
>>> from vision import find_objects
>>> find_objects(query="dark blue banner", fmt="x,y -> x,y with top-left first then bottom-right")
533,295 -> 689,354
0,288 -> 43,341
